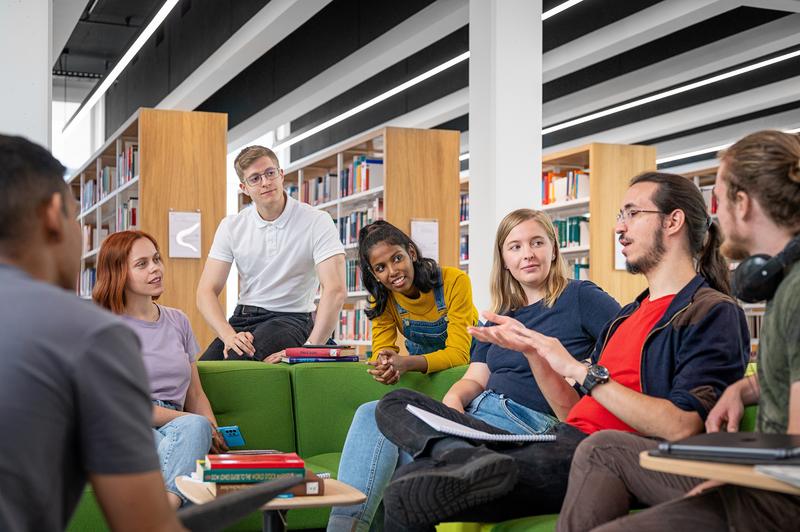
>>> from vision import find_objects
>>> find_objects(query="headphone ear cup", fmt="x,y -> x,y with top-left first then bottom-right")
732,254 -> 782,303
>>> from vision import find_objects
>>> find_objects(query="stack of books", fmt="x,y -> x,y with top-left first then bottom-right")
197,451 -> 325,498
280,345 -> 359,364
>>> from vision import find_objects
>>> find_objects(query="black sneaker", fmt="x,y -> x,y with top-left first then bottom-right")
383,446 -> 517,526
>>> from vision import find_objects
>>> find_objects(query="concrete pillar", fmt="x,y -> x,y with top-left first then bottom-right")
0,0 -> 52,147
468,0 -> 542,313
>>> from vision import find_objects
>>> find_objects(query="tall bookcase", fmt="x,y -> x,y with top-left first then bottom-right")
540,143 -> 656,304
252,127 -> 459,349
682,165 -> 762,359
67,108 -> 228,348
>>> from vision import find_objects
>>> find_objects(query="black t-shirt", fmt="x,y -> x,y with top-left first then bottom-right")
471,280 -> 620,414
0,265 -> 159,531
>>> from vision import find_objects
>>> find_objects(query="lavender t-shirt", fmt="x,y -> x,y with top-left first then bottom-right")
121,305 -> 199,408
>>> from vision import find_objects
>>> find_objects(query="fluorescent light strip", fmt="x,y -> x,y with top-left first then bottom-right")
656,126 -> 800,165
542,0 -> 586,20
459,152 -> 470,161
543,48 -> 800,135
63,0 -> 180,133
272,51 -> 470,152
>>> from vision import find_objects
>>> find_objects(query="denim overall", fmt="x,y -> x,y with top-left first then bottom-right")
395,283 -> 448,355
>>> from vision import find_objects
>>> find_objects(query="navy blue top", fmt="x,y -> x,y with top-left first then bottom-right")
471,280 -> 620,414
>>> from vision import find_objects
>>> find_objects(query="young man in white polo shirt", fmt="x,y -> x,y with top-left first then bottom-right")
197,145 -> 346,361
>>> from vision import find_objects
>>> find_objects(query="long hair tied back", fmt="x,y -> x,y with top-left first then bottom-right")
358,220 -> 441,319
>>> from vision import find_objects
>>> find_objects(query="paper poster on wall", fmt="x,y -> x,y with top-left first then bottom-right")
411,219 -> 439,262
169,211 -> 201,259
614,232 -> 626,271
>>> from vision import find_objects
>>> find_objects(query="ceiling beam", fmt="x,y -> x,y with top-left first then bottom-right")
543,74 -> 800,156
157,0 -> 334,111
542,0 -> 733,83
51,0 -> 87,67
741,0 -> 800,13
226,0 -> 469,151
543,14 -> 800,126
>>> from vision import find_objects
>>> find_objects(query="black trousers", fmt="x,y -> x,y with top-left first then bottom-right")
200,305 -> 313,361
376,389 -> 588,529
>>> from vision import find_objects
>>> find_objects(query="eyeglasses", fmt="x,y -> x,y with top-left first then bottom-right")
616,208 -> 663,224
244,167 -> 281,186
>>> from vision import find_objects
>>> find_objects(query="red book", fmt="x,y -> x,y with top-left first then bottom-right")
206,452 -> 304,470
284,346 -> 353,358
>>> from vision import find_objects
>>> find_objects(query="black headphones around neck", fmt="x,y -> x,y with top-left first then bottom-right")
732,235 -> 800,303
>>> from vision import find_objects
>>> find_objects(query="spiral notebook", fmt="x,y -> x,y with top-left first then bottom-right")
406,404 -> 556,442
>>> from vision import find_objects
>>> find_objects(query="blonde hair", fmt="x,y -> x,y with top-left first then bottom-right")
490,209 -> 569,314
233,145 -> 280,180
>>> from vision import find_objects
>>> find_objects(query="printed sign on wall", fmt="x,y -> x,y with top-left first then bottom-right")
169,211 -> 201,259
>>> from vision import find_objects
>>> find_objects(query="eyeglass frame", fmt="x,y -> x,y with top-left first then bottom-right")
616,208 -> 663,224
242,167 -> 282,187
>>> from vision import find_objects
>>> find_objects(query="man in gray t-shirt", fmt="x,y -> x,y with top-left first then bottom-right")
0,135 -> 183,531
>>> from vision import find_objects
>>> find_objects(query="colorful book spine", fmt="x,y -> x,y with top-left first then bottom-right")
284,347 -> 349,358
280,356 -> 360,364
202,468 -> 305,483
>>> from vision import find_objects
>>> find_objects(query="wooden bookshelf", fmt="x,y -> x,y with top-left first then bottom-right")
280,126 -> 460,348
68,108 -> 227,348
541,143 -> 656,304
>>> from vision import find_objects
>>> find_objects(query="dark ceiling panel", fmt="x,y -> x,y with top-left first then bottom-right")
168,0 -> 233,90
543,7 -> 790,102
542,0 -> 663,52
543,45 -> 800,148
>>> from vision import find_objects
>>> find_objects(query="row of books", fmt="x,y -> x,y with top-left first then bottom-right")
553,216 -> 589,249
460,234 -> 469,262
345,258 -> 363,292
542,169 -> 590,205
116,141 -> 139,187
81,180 -> 96,211
336,200 -> 383,245
338,302 -> 371,343
745,313 -> 762,345
82,225 -> 109,254
80,268 -> 96,298
285,184 -> 299,200
567,257 -> 590,281
340,156 -> 384,198
98,166 -> 116,201
302,172 -> 337,206
118,198 -> 139,231
700,185 -> 718,214
459,192 -> 469,222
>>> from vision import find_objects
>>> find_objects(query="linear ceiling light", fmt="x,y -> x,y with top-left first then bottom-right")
272,51 -> 470,153
63,0 -> 180,133
543,48 -> 800,135
656,126 -> 800,165
542,0 -> 586,20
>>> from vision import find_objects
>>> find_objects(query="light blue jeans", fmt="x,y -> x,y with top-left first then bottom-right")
327,391 -> 557,532
152,400 -> 213,504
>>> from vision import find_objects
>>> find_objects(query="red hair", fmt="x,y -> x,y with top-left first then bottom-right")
92,230 -> 161,314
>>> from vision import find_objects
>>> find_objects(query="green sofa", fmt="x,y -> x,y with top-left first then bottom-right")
67,361 -> 467,531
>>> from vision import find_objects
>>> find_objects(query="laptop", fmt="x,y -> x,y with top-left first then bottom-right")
654,432 -> 800,464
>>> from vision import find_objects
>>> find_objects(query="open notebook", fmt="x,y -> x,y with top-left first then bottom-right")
406,404 -> 556,442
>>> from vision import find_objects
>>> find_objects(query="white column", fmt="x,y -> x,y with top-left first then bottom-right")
468,0 -> 542,313
0,0 -> 52,147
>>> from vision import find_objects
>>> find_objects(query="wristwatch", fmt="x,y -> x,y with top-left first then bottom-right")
580,364 -> 610,396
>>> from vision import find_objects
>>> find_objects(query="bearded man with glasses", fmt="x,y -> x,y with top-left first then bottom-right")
197,145 -> 345,362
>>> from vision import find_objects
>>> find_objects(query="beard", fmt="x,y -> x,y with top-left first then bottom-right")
719,224 -> 750,261
626,225 -> 666,275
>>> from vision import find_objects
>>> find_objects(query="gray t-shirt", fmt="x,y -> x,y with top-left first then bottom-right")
0,265 -> 159,531
757,262 -> 800,433
121,305 -> 200,408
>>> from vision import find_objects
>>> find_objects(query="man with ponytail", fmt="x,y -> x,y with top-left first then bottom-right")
378,172 -> 749,530
562,131 -> 800,531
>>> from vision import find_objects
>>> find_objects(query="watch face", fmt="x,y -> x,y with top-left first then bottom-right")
590,365 -> 610,380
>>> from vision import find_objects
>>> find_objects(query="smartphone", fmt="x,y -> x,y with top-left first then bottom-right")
217,425 -> 246,447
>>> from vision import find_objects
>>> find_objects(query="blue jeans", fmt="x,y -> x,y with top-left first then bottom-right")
327,392 -> 556,532
152,400 -> 213,504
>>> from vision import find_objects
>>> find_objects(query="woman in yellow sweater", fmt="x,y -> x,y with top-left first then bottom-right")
328,220 -> 476,532
361,220 -> 477,383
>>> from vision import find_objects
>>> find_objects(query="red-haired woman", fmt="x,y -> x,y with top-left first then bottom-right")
93,230 -> 226,508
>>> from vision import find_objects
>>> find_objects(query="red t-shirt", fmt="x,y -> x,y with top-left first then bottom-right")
566,294 -> 675,435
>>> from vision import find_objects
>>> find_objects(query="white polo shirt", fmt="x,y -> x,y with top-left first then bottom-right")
208,195 -> 344,313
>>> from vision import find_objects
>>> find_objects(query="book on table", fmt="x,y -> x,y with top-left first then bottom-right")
212,469 -> 325,497
200,452 -> 306,483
